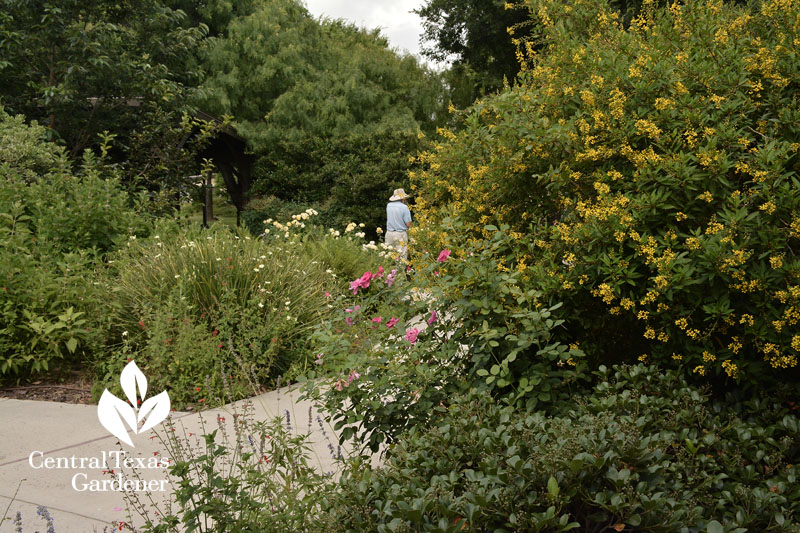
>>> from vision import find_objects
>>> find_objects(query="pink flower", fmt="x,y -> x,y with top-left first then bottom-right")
325,291 -> 331,298
372,316 -> 382,324
371,266 -> 385,280
385,269 -> 398,287
405,327 -> 420,345
437,249 -> 451,262
348,370 -> 361,383
349,271 -> 373,295
345,317 -> 354,326
334,379 -> 347,391
349,279 -> 361,295
315,353 -> 324,365
345,305 -> 361,313
386,317 -> 399,328
427,310 -> 438,326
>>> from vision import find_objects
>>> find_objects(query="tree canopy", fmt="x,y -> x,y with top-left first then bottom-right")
415,0 -> 537,99
0,0 -> 207,158
197,0 -> 447,230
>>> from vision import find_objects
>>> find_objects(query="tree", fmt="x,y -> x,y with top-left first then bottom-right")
0,0 -> 206,161
198,0 -> 446,229
415,0 -> 536,100
165,0 -> 260,37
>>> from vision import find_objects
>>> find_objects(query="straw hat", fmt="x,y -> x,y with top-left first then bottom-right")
389,188 -> 410,201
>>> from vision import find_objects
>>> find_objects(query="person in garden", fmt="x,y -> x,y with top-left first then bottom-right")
385,188 -> 412,261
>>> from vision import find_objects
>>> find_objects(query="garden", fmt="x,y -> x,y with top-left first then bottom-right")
2,0 -> 800,531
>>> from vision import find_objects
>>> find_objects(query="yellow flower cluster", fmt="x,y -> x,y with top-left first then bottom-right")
592,283 -> 615,304
722,360 -> 739,379
409,0 -> 800,384
763,343 -> 798,369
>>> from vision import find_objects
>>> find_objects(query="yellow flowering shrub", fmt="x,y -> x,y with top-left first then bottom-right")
412,0 -> 800,385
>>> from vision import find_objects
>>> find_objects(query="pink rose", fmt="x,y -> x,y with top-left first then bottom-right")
427,310 -> 438,326
349,279 -> 361,295
405,327 -> 420,345
349,271 -> 373,295
372,316 -> 382,323
437,249 -> 451,262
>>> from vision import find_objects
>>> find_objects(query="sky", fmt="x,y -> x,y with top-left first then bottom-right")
302,0 -> 440,66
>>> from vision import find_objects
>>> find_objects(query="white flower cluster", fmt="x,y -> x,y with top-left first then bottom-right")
263,208 -> 320,237
293,208 -> 318,220
377,242 -> 399,259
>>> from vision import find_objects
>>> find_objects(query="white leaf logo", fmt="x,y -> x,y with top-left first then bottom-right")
97,361 -> 171,447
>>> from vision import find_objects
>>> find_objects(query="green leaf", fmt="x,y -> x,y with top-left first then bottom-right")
706,520 -> 723,533
65,337 -> 78,353
547,476 -> 559,498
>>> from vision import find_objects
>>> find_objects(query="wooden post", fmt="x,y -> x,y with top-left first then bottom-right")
204,172 -> 214,224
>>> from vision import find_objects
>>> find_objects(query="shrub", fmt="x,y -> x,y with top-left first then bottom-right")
103,222 -> 336,406
302,226 -> 579,453
0,210 -> 108,375
1,109 -> 149,254
0,108 -> 69,181
412,0 -> 800,386
0,109 -> 144,377
321,364 -> 800,532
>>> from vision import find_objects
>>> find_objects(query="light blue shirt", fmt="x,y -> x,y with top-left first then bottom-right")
386,201 -> 411,232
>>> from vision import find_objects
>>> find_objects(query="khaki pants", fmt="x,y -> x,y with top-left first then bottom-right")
385,230 -> 408,262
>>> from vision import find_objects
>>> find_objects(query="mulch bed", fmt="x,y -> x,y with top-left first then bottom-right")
0,369 -> 94,404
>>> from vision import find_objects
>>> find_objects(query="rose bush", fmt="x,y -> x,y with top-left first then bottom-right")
301,225 -> 578,453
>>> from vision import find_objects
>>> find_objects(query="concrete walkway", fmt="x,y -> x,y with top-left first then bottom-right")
0,384 -> 348,532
